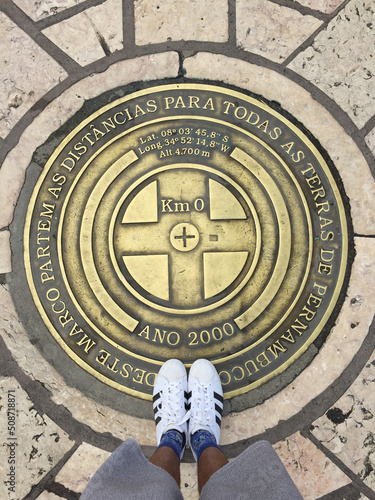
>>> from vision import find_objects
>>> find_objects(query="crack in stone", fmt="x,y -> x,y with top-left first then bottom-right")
84,11 -> 111,57
361,407 -> 374,420
49,431 -> 61,443
364,432 -> 375,447
29,445 -> 38,461
362,450 -> 375,480
32,432 -> 45,442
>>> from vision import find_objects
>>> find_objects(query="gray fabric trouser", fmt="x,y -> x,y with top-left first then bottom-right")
81,438 -> 303,499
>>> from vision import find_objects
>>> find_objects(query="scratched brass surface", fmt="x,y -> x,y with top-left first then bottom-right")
24,83 -> 349,400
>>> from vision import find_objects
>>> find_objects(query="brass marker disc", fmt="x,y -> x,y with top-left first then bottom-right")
24,82 -> 350,401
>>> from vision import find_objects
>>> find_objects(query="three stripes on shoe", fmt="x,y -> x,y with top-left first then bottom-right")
153,390 -> 223,428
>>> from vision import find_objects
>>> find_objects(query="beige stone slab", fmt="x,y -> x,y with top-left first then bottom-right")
134,0 -> 228,45
288,0 -> 375,129
293,0 -> 345,13
42,0 -> 123,66
183,53 -> 375,235
311,349 -> 375,490
36,492 -> 65,500
0,284 -> 156,444
236,0 -> 321,63
0,12 -> 67,139
273,432 -> 350,499
56,442 -> 111,493
0,377 -> 73,499
180,462 -> 198,500
0,52 -> 179,229
0,230 -> 11,273
220,237 -> 375,443
12,0 -> 88,22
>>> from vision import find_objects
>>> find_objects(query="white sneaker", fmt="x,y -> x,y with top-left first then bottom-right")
153,359 -> 190,458
188,359 -> 224,459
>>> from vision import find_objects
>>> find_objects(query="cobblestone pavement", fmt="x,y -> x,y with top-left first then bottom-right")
0,1 -> 375,499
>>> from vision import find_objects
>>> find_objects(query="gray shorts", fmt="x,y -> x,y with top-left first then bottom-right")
81,438 -> 303,500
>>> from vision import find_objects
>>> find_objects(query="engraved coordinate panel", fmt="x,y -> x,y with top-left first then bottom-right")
24,83 -> 350,400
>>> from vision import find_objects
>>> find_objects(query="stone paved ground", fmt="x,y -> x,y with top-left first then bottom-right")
0,1 -> 375,499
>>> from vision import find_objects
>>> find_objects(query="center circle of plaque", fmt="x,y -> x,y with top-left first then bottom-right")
170,222 -> 200,252
23,82 -> 350,401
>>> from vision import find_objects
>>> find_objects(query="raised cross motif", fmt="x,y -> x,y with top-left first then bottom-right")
174,225 -> 196,248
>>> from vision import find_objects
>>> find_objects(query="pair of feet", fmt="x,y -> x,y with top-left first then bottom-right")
153,359 -> 223,461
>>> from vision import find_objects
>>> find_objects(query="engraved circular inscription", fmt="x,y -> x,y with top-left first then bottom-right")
24,83 -> 350,400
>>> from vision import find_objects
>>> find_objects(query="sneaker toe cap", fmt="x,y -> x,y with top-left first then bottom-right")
189,359 -> 219,384
158,359 -> 187,383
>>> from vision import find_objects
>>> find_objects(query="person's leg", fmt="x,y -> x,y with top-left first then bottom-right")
187,359 -> 227,493
150,444 -> 181,486
151,359 -> 190,487
197,446 -> 228,493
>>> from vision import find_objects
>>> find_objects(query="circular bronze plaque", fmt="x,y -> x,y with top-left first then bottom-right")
23,82 -> 350,400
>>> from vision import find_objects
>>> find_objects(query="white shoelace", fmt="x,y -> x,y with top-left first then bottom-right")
190,383 -> 215,427
158,380 -> 190,428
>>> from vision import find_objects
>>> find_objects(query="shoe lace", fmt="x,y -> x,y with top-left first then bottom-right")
159,380 -> 190,427
191,383 -> 214,427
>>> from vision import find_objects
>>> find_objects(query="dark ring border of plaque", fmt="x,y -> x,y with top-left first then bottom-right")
10,78 -> 354,417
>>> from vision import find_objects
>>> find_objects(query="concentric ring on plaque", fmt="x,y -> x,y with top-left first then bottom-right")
57,122 -> 313,360
107,164 -> 262,314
